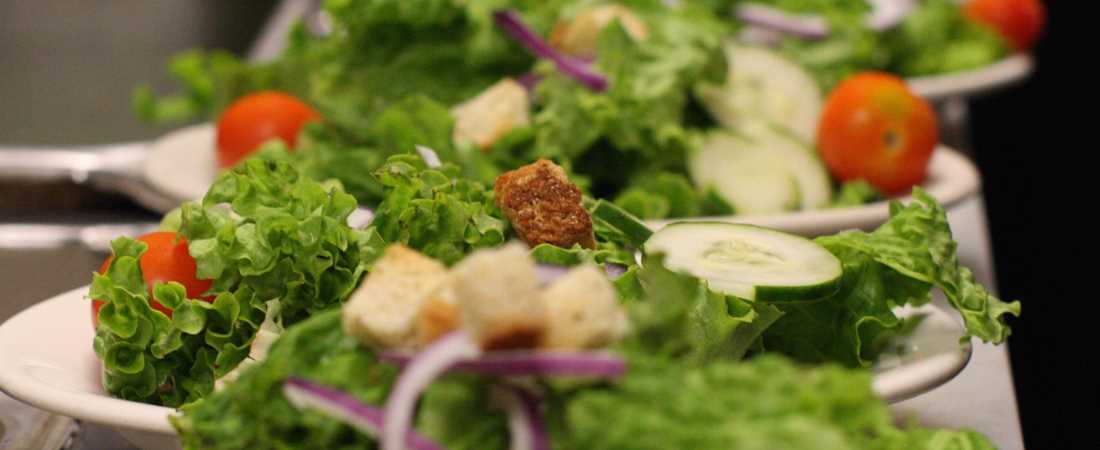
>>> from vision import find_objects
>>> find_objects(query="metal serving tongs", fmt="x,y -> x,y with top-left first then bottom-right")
0,142 -> 181,214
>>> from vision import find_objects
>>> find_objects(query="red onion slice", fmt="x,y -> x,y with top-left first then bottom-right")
382,331 -> 482,450
735,3 -> 829,39
347,207 -> 374,229
493,10 -> 608,91
536,263 -> 629,287
380,350 -> 627,378
739,25 -> 785,46
603,263 -> 627,279
865,0 -> 915,31
535,264 -> 570,286
414,145 -> 443,168
517,72 -> 543,93
491,384 -> 550,450
282,377 -> 443,450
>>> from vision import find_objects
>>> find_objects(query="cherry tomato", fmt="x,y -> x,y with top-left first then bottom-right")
215,91 -> 321,168
816,72 -> 938,195
965,0 -> 1045,51
91,231 -> 213,327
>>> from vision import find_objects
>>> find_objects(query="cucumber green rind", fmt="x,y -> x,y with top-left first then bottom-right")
753,276 -> 842,303
591,199 -> 654,247
644,221 -> 842,303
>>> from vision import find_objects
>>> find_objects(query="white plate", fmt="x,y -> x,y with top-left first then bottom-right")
646,145 -> 980,236
142,126 -> 979,237
1,286 -> 970,450
142,123 -> 218,207
908,54 -> 1033,102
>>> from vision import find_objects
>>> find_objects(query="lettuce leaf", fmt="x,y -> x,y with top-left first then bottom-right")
366,154 -> 508,265
559,355 -> 997,450
133,0 -> 561,129
91,241 -> 265,406
614,254 -> 783,365
882,0 -> 1009,76
92,154 -> 378,407
528,3 -> 727,199
293,94 -> 460,205
173,310 -> 395,449
762,189 -> 1021,366
830,179 -> 881,208
749,0 -> 1009,88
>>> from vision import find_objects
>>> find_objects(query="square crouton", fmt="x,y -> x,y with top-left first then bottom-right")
342,245 -> 452,350
450,242 -> 546,350
494,159 -> 596,250
452,78 -> 531,151
541,264 -> 629,350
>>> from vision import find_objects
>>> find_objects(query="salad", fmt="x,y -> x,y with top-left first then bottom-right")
135,0 -> 962,222
705,0 -> 1043,89
89,148 -> 1019,448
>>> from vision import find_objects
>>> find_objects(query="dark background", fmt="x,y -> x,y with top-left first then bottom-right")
969,2 -> 1088,448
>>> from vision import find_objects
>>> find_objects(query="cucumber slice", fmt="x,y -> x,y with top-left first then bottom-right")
690,131 -> 799,214
644,222 -> 842,302
695,43 -> 823,143
739,122 -> 833,210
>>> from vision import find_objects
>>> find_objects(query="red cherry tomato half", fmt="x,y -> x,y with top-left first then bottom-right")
965,0 -> 1045,51
215,91 -> 321,168
91,231 -> 213,327
816,72 -> 939,196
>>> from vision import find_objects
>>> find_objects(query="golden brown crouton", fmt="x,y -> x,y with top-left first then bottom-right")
550,4 -> 649,60
494,159 -> 596,249
541,264 -> 629,350
342,245 -> 452,350
450,242 -> 547,350
451,78 -> 531,151
415,293 -> 461,347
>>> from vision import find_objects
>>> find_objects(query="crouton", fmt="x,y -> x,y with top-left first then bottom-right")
450,242 -> 546,350
342,245 -> 452,350
494,159 -> 596,250
451,78 -> 531,151
550,4 -> 649,60
415,290 -> 461,347
541,264 -> 629,350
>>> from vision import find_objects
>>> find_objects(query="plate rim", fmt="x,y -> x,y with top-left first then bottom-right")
0,286 -> 177,434
645,144 -> 980,234
908,54 -> 1034,101
1,285 -> 972,438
